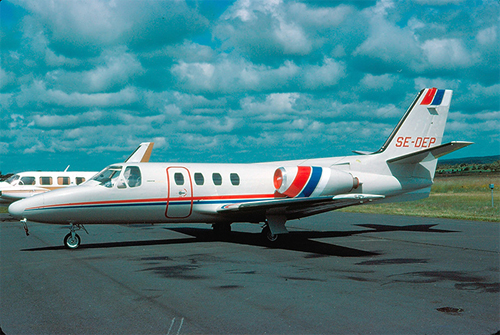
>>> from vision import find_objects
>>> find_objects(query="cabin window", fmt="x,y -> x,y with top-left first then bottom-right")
230,173 -> 240,186
212,173 -> 222,186
20,176 -> 35,186
124,166 -> 141,188
91,166 -> 122,188
76,177 -> 86,185
58,177 -> 70,185
194,173 -> 204,186
174,172 -> 184,186
40,177 -> 53,186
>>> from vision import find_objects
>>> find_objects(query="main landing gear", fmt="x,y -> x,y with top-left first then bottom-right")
261,225 -> 279,242
261,215 -> 288,243
63,224 -> 88,249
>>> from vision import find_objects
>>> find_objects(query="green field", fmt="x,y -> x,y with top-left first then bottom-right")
341,174 -> 500,222
1,174 -> 499,221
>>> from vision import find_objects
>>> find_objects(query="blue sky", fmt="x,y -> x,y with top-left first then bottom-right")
1,0 -> 499,173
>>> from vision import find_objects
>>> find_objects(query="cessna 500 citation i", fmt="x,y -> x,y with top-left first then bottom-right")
10,88 -> 472,249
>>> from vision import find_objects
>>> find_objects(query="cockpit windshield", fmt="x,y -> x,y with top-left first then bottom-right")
91,166 -> 122,188
6,175 -> 20,185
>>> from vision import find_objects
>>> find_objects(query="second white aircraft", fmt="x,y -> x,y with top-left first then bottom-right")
0,142 -> 154,202
9,88 -> 471,248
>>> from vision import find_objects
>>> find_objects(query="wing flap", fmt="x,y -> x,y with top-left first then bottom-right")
217,194 -> 385,217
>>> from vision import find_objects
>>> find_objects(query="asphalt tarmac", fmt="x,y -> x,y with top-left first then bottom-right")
0,211 -> 498,335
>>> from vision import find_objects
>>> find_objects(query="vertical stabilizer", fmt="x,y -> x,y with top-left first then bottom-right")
378,88 -> 452,158
125,142 -> 154,163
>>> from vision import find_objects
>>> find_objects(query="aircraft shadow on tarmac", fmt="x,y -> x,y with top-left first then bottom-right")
21,223 -> 458,257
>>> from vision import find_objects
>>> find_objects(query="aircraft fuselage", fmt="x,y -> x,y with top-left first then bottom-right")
9,159 -> 430,226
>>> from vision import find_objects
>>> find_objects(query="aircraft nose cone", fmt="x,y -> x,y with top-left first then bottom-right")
9,200 -> 26,219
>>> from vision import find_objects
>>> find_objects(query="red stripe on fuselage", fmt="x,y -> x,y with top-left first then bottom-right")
283,166 -> 311,198
421,88 -> 437,105
25,193 -> 277,211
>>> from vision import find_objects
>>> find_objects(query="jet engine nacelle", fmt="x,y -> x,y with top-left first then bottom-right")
273,166 -> 359,198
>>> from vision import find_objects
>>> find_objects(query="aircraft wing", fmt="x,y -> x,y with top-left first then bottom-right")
125,142 -> 154,163
217,194 -> 384,220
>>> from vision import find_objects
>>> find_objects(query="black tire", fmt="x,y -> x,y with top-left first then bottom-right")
64,233 -> 81,249
262,226 -> 279,242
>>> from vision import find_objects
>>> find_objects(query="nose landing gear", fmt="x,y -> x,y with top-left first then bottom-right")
64,224 -> 88,249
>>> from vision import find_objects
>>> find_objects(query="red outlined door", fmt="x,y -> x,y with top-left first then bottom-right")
165,167 -> 193,218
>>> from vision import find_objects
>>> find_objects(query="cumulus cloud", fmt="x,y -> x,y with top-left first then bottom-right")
354,10 -> 421,71
240,93 -> 300,120
44,48 -> 144,93
33,111 -> 105,129
170,56 -> 347,94
360,74 -> 395,90
303,58 -> 346,89
16,81 -> 139,108
216,0 -> 354,61
0,67 -> 16,89
477,26 -> 498,45
421,38 -> 477,69
15,0 -> 209,56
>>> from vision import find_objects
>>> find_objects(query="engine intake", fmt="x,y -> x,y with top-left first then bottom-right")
274,166 -> 358,198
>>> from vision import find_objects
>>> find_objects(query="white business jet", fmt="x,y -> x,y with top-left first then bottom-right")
0,142 -> 154,202
9,88 -> 472,249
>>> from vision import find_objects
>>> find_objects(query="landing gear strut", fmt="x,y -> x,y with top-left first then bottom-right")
63,224 -> 87,249
262,225 -> 279,242
261,215 -> 288,243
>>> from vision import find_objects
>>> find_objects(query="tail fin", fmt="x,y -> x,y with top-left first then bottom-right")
125,142 -> 154,163
376,88 -> 472,183
378,88 -> 453,158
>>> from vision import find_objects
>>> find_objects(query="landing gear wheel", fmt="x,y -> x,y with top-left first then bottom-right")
64,233 -> 81,249
262,226 -> 279,242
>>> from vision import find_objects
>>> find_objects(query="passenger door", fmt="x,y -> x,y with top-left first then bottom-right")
165,167 -> 193,218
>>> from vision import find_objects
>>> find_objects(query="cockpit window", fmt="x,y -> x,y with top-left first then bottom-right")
92,166 -> 122,188
6,175 -> 20,185
124,166 -> 141,188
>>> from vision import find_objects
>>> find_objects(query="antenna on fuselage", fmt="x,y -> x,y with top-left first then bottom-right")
64,165 -> 70,172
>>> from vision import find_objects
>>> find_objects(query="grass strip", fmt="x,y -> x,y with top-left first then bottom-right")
342,174 -> 500,222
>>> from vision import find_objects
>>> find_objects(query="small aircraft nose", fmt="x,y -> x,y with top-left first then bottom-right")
9,200 -> 26,219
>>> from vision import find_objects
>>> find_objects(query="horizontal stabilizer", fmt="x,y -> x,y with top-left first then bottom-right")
387,141 -> 473,164
125,142 -> 154,163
